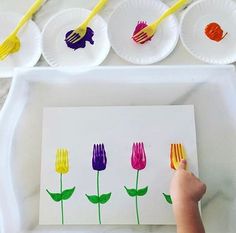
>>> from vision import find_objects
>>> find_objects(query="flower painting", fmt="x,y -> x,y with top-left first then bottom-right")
124,142 -> 149,224
163,144 -> 186,205
86,144 -> 112,224
46,148 -> 75,224
40,106 -> 197,225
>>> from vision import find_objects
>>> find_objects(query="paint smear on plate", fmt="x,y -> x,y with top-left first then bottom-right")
205,22 -> 228,42
132,21 -> 153,44
65,27 -> 95,50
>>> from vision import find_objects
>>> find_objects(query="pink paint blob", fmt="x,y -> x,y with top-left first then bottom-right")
131,142 -> 147,170
132,21 -> 153,44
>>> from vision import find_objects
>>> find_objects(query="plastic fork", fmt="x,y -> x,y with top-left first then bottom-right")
132,0 -> 187,44
170,143 -> 187,170
65,0 -> 108,44
0,0 -> 44,61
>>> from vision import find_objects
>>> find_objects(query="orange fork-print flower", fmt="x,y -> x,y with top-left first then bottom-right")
170,144 -> 186,170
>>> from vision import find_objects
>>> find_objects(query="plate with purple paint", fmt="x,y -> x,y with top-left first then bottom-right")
108,0 -> 179,65
42,8 -> 110,67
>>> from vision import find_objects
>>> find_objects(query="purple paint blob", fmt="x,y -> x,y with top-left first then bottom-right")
92,144 -> 107,171
65,27 -> 94,50
132,21 -> 153,44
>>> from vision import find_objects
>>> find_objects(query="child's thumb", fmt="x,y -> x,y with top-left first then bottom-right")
178,160 -> 187,170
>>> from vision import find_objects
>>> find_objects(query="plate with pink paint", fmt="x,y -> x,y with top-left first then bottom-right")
107,0 -> 179,65
42,8 -> 110,67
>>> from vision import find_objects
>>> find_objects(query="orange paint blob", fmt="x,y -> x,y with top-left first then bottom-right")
170,144 -> 176,170
205,22 -> 228,42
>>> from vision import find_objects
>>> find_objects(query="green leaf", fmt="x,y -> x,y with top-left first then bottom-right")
137,186 -> 148,196
61,187 -> 75,200
99,192 -> 112,204
163,193 -> 173,204
86,194 -> 100,204
46,189 -> 62,202
124,186 -> 137,197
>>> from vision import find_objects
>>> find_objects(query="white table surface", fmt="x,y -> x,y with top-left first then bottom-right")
0,2 -> 236,232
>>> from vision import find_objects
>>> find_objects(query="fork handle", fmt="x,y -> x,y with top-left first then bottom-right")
81,0 -> 108,27
12,0 -> 44,35
153,0 -> 187,27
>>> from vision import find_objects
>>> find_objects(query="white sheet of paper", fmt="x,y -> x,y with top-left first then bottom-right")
39,105 -> 198,225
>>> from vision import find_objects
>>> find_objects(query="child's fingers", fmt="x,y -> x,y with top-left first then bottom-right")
178,159 -> 187,170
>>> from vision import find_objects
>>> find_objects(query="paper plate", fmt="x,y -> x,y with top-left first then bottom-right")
0,12 -> 41,77
107,0 -> 179,65
42,8 -> 110,67
180,0 -> 236,64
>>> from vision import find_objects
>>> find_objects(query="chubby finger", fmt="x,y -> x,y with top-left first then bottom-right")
202,183 -> 207,194
178,159 -> 187,170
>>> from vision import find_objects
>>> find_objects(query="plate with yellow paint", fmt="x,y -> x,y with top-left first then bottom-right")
0,12 -> 41,78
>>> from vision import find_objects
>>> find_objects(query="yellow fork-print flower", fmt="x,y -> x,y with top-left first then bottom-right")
47,148 -> 75,224
55,148 -> 69,174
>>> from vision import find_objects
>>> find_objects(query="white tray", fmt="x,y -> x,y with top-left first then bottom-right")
0,66 -> 236,233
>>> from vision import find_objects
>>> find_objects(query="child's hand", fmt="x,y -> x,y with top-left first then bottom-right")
171,160 -> 206,233
170,160 -> 206,205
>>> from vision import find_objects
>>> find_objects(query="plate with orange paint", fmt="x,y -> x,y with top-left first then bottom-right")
180,0 -> 236,64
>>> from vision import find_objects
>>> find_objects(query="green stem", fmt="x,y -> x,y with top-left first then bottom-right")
60,173 -> 64,225
135,170 -> 140,224
97,171 -> 101,224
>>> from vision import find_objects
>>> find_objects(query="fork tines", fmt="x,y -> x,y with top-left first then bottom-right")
170,143 -> 186,170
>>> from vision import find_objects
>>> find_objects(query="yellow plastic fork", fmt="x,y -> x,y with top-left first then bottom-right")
65,0 -> 108,44
132,0 -> 188,44
170,143 -> 187,170
0,0 -> 44,61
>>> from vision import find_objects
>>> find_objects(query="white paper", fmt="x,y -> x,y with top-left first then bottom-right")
39,105 -> 198,225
